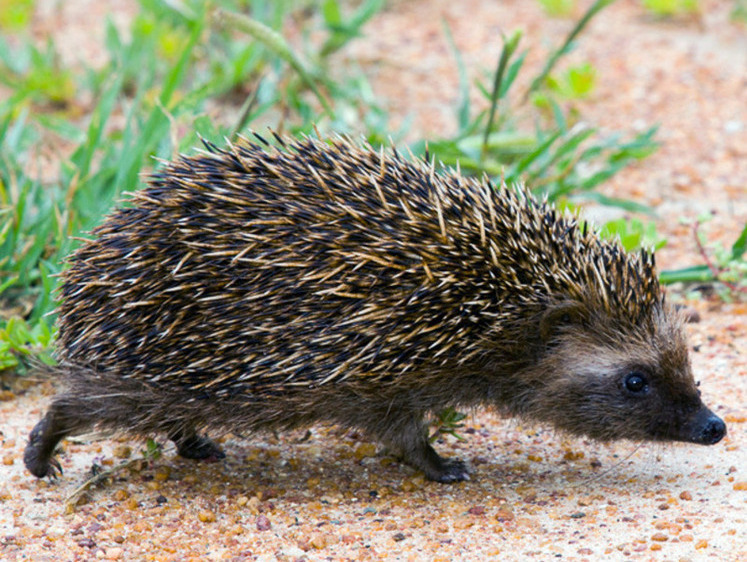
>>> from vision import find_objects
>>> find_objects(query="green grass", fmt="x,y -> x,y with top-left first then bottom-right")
0,0 -> 741,373
732,0 -> 747,21
420,1 -> 658,214
537,0 -> 577,17
0,0 -> 390,368
660,219 -> 747,296
641,0 -> 699,16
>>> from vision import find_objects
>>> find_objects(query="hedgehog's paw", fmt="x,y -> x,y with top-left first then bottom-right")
174,433 -> 226,461
431,458 -> 471,483
24,449 -> 63,479
24,419 -> 64,479
388,427 -> 471,483
407,443 -> 471,483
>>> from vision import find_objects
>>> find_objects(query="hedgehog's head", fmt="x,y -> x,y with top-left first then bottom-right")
514,297 -> 726,446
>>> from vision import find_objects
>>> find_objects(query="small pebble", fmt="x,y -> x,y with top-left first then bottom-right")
198,510 -> 216,523
245,496 -> 261,514
256,515 -> 271,531
112,446 -> 132,459
77,538 -> 96,549
353,443 -> 377,460
153,466 -> 171,482
494,508 -> 514,521
104,547 -> 123,560
309,533 -> 329,549
125,498 -> 139,511
724,120 -> 743,133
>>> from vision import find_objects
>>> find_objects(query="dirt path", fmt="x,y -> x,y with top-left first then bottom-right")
2,1 -> 745,560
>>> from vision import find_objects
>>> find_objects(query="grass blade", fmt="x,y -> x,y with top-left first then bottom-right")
525,0 -> 617,99
217,9 -> 334,118
658,265 -> 713,285
730,223 -> 747,261
482,30 -> 521,159
441,18 -> 471,133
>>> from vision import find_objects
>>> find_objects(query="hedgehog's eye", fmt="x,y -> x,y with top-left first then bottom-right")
624,371 -> 649,395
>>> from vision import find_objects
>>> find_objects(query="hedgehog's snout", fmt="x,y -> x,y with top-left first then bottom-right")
686,408 -> 726,445
648,400 -> 727,445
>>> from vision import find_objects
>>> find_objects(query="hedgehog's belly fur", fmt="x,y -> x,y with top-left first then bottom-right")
25,362 -> 478,482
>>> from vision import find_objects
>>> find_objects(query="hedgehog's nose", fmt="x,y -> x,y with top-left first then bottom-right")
694,411 -> 726,445
701,415 -> 726,444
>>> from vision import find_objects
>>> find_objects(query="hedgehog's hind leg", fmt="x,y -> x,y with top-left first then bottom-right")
378,414 -> 470,483
24,398 -> 95,478
168,426 -> 225,461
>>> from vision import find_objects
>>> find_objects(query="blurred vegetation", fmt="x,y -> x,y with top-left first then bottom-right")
640,0 -> 699,17
537,0 -> 578,17
0,0 -> 743,372
660,219 -> 747,299
733,0 -> 747,21
429,407 -> 467,443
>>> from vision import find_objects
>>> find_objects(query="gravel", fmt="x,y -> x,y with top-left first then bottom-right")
1,0 -> 745,560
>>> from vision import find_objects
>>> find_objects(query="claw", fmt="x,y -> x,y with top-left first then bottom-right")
48,458 -> 63,479
433,459 -> 471,483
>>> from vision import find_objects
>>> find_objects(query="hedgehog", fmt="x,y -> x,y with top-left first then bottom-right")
24,133 -> 726,483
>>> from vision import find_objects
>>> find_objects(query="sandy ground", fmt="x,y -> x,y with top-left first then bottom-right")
1,0 -> 746,560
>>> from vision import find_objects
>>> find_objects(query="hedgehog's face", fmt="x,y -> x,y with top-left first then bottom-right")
527,301 -> 726,445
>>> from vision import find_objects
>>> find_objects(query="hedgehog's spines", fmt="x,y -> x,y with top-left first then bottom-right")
391,143 -> 401,162
271,129 -> 288,148
199,136 -> 219,153
252,131 -> 270,146
56,132 -> 664,397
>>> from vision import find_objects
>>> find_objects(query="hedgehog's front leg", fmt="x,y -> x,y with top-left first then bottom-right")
378,413 -> 470,483
168,426 -> 226,461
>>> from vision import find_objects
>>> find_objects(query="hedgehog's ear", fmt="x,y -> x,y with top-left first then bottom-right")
540,302 -> 585,342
